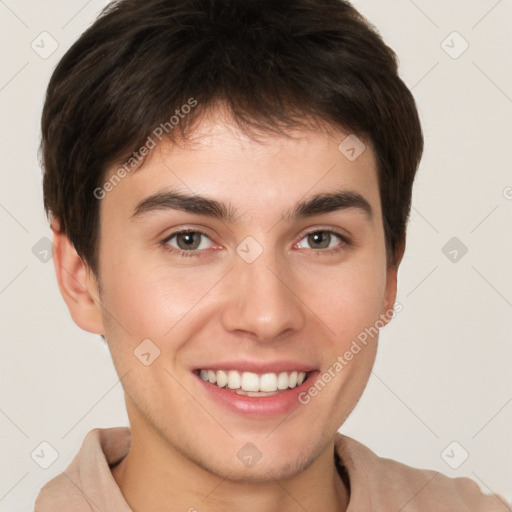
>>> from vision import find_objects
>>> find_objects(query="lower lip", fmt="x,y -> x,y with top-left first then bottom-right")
193,371 -> 319,418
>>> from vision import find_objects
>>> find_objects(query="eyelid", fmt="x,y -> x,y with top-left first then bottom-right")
295,224 -> 350,241
161,225 -> 351,257
293,228 -> 351,254
161,228 -> 216,250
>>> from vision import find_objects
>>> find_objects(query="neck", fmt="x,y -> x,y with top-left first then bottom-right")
112,411 -> 349,512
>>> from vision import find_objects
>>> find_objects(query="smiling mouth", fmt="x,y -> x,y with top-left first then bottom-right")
194,369 -> 311,397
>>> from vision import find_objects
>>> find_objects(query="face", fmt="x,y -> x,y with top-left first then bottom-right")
87,112 -> 399,480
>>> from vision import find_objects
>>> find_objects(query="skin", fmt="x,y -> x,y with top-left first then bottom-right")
52,108 -> 404,512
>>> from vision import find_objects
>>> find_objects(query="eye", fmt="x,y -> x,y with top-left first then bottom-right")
160,228 -> 350,258
161,229 -> 214,257
295,229 -> 350,255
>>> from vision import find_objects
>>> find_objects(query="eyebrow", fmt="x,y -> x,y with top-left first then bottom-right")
131,188 -> 373,223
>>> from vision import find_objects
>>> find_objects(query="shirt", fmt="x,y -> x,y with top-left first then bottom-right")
34,427 -> 507,511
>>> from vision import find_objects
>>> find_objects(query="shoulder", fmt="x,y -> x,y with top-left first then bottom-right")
34,427 -> 131,512
334,433 -> 509,512
34,473 -> 85,511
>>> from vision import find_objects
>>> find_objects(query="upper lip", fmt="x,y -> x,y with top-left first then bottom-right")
193,360 -> 317,374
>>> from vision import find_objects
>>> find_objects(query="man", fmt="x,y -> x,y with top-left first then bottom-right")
35,0 -> 506,510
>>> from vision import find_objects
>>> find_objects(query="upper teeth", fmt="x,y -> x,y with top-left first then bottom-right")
198,369 -> 308,392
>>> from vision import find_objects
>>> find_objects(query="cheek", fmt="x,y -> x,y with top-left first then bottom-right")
99,245 -> 214,338
302,256 -> 387,345
100,233 -> 387,352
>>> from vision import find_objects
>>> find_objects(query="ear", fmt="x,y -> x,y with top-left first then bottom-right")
51,220 -> 105,335
379,237 -> 406,324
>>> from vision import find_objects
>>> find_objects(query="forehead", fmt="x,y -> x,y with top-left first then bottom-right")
100,115 -> 381,226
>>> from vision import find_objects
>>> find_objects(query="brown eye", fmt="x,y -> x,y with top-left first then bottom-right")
162,230 -> 213,256
306,231 -> 333,249
175,232 -> 203,250
295,229 -> 350,256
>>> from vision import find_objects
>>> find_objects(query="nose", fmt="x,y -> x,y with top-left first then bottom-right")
220,245 -> 306,343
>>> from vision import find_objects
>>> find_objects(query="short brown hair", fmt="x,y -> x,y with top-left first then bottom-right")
41,0 -> 423,276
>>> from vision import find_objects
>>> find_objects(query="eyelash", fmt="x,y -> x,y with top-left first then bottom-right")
160,228 -> 351,258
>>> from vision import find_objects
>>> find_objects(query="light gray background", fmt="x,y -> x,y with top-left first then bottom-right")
1,0 -> 511,509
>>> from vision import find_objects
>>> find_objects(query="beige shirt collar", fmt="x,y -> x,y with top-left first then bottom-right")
35,427 -> 506,511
